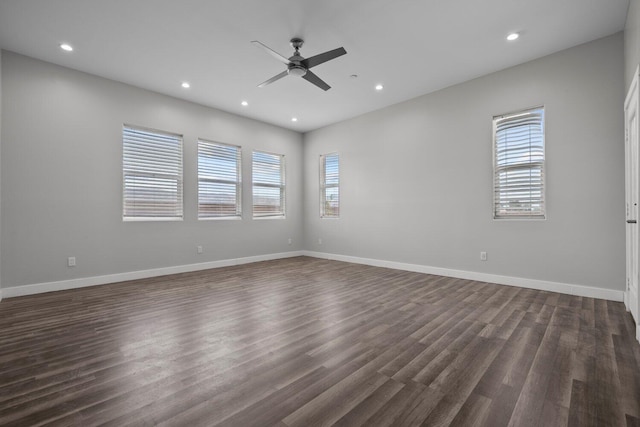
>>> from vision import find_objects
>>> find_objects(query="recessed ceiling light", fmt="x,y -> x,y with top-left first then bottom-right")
181,82 -> 190,89
507,33 -> 519,41
241,101 -> 248,107
375,84 -> 384,91
59,43 -> 73,52
291,117 -> 298,122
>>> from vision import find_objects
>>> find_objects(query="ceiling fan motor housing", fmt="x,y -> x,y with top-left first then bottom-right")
288,40 -> 307,77
253,37 -> 346,90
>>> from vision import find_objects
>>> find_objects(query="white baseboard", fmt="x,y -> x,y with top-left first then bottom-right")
2,251 -> 305,299
1,250 -> 626,304
302,251 -> 625,302
1,250 -> 632,343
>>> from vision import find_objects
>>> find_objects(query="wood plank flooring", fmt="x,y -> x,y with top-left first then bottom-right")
0,256 -> 639,426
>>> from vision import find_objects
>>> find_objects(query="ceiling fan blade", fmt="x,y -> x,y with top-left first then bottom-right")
257,70 -> 289,88
251,40 -> 290,65
302,70 -> 331,91
301,47 -> 347,69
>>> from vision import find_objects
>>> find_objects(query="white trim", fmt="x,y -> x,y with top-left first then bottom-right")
302,251 -> 624,302
1,250 -> 626,303
624,64 -> 640,332
624,64 -> 640,108
1,251 -> 305,299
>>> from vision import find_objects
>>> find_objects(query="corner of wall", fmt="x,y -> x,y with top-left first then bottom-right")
301,131 -> 310,251
625,0 -> 640,90
0,49 -> 3,295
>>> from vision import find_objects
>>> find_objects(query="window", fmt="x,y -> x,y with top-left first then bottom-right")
493,107 -> 545,219
320,153 -> 340,218
252,150 -> 285,218
122,125 -> 183,220
198,140 -> 242,219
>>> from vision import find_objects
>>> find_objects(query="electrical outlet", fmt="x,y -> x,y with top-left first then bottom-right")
197,245 -> 203,254
288,238 -> 292,245
318,238 -> 323,245
68,256 -> 76,267
480,251 -> 487,261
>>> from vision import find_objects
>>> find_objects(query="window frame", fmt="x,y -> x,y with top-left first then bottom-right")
320,152 -> 340,218
252,150 -> 286,219
197,139 -> 242,220
122,124 -> 184,221
492,106 -> 546,220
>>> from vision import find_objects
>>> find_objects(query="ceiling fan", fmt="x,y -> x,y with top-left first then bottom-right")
251,38 -> 347,91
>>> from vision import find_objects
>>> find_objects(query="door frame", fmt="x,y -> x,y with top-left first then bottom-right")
624,64 -> 640,344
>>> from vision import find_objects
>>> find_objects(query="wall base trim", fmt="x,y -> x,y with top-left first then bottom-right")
2,251 -> 305,299
2,250 -> 626,304
303,251 -> 625,302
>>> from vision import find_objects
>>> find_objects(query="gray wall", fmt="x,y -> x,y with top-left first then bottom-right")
0,33 -> 627,293
303,33 -> 625,290
1,51 -> 303,288
626,0 -> 640,91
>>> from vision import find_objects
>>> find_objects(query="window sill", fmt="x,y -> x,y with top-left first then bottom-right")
123,217 -> 183,222
198,216 -> 243,221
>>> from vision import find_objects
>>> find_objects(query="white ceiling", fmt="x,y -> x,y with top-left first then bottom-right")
0,0 -> 630,132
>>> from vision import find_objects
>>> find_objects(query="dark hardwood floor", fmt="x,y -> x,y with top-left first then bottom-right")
0,256 -> 639,426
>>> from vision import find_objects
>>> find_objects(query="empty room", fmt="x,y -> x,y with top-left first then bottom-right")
1,0 -> 640,426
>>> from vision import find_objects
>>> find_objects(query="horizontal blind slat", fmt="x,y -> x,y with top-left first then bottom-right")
321,153 -> 340,218
493,108 -> 545,219
253,151 -> 285,217
123,126 -> 183,219
198,140 -> 242,218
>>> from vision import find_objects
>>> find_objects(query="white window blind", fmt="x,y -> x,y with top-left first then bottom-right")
122,125 -> 183,220
493,107 -> 545,219
320,153 -> 340,218
252,150 -> 285,218
198,140 -> 242,219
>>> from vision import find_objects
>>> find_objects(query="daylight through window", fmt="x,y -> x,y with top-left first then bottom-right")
122,125 -> 183,220
198,140 -> 242,219
320,153 -> 340,218
493,107 -> 545,219
252,150 -> 285,218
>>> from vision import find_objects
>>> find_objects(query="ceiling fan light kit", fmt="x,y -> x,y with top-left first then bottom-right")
252,37 -> 347,91
288,66 -> 307,77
